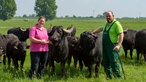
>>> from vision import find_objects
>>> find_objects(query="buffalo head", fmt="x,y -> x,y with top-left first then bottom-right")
49,26 -> 73,46
80,31 -> 98,51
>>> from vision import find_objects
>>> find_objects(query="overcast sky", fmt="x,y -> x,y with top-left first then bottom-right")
15,0 -> 146,18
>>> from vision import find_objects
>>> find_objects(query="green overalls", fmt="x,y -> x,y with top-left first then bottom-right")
102,21 -> 121,79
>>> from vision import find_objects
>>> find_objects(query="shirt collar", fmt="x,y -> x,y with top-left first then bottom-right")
36,25 -> 44,31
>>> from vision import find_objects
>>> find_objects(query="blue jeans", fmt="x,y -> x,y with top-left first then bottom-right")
29,52 -> 48,77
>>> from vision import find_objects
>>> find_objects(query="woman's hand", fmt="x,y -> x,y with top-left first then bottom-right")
48,40 -> 53,45
41,40 -> 48,44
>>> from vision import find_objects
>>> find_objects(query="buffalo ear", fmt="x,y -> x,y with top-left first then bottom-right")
14,46 -> 18,49
91,33 -> 98,39
124,29 -> 128,34
47,27 -> 53,34
20,28 -> 26,31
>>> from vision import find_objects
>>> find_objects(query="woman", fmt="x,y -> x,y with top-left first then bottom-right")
28,16 -> 52,79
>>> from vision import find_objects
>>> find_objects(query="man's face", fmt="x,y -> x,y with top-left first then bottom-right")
106,12 -> 114,23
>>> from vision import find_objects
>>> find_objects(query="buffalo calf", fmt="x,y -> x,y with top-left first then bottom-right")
122,29 -> 137,59
79,31 -> 102,78
135,29 -> 146,61
3,34 -> 28,69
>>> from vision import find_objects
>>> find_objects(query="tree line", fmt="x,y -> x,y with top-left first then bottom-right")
0,0 -> 57,21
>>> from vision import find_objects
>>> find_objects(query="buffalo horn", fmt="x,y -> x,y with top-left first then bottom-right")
63,27 -> 73,33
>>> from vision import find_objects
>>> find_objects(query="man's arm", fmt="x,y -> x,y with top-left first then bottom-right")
113,32 -> 124,51
92,27 -> 103,34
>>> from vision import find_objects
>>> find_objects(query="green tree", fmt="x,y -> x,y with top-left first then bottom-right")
102,11 -> 107,18
34,0 -> 57,21
0,0 -> 17,21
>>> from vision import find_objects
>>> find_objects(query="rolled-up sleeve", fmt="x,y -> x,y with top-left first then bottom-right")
29,26 -> 36,38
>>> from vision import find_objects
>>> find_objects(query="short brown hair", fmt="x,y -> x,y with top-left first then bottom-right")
107,10 -> 114,16
38,16 -> 46,21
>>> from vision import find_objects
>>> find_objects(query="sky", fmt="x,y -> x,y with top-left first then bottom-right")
15,0 -> 146,18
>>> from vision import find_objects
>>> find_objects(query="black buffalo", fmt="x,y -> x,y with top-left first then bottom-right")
79,31 -> 102,78
72,38 -> 84,70
48,26 -> 73,78
135,29 -> 146,61
122,29 -> 137,59
3,34 -> 28,69
66,36 -> 79,68
0,33 -> 10,63
7,27 -> 29,41
0,34 -> 9,56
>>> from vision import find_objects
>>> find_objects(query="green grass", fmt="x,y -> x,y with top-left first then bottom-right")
0,17 -> 146,82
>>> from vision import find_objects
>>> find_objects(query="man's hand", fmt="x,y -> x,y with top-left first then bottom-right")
113,44 -> 120,51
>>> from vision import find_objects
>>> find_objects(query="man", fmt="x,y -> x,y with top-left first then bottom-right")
92,11 -> 124,79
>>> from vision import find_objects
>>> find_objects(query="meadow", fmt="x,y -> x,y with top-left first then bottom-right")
0,17 -> 146,82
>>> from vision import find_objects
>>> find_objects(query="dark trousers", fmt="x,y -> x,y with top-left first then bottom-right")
29,52 -> 48,77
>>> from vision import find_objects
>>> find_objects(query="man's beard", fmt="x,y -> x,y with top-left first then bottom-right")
107,19 -> 112,23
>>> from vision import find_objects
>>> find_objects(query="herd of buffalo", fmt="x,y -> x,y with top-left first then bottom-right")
0,26 -> 146,78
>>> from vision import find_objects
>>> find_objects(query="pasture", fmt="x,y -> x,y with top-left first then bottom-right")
0,17 -> 146,82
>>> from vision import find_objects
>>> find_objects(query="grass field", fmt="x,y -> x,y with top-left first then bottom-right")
0,17 -> 146,82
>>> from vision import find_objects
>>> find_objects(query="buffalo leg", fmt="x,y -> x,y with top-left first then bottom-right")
73,54 -> 78,68
61,61 -> 65,78
136,49 -> 140,60
95,63 -> 100,77
143,54 -> 146,61
124,49 -> 127,58
13,59 -> 18,69
79,59 -> 83,71
73,54 -> 79,68
88,65 -> 92,78
50,60 -> 55,76
8,56 -> 11,68
3,55 -> 6,66
74,58 -> 77,68
67,54 -> 72,68
130,49 -> 133,59
20,58 -> 25,69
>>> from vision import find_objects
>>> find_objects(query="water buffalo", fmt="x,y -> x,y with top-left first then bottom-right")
0,33 -> 9,63
7,27 -> 29,41
2,34 -> 28,69
122,29 -> 137,59
66,36 -> 79,68
135,29 -> 146,61
0,34 -> 9,56
72,38 -> 84,70
0,34 -> 19,64
79,31 -> 102,78
6,41 -> 28,69
48,26 -> 73,78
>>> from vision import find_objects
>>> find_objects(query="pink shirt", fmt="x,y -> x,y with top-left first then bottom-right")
29,25 -> 49,52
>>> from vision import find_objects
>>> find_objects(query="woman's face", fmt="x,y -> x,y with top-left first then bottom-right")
38,18 -> 45,26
